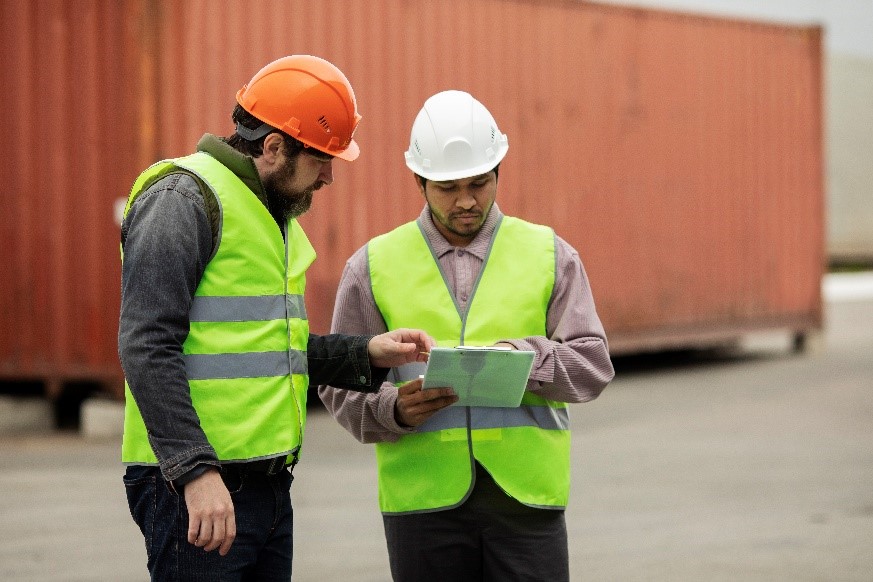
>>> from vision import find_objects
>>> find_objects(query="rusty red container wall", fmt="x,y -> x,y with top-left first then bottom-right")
0,0 -> 146,396
148,0 -> 823,346
1,0 -> 824,398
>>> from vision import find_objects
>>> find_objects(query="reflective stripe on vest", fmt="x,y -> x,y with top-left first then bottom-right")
121,152 -> 315,465
183,350 -> 308,380
414,405 -> 570,432
189,294 -> 307,322
369,216 -> 570,514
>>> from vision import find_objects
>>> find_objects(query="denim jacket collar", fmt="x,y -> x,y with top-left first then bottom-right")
196,134 -> 268,209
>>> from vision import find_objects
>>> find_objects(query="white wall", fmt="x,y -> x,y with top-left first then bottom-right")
828,54 -> 873,260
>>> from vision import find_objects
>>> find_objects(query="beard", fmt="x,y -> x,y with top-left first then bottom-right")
444,209 -> 484,237
428,204 -> 488,241
266,183 -> 314,220
263,157 -> 324,220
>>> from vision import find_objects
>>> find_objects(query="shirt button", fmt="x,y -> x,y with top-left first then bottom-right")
457,249 -> 465,256
359,375 -> 367,384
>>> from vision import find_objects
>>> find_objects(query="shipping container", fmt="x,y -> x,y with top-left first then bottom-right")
0,0 -> 824,399
0,0 -> 146,398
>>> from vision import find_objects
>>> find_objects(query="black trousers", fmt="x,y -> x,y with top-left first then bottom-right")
383,463 -> 569,582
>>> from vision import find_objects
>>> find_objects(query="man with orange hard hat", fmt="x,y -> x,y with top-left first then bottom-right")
118,55 -> 435,580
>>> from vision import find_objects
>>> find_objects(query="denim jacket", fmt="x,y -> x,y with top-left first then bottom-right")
118,134 -> 386,486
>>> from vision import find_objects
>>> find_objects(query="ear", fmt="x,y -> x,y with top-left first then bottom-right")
261,133 -> 285,166
413,173 -> 426,197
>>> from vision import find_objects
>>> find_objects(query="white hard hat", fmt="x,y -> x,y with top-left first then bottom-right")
404,90 -> 509,181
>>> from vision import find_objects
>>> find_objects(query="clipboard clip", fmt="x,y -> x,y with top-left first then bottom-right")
454,345 -> 512,351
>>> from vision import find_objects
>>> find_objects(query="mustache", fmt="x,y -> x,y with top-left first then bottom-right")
449,210 -> 481,219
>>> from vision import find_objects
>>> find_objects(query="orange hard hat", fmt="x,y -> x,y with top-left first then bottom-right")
236,55 -> 361,161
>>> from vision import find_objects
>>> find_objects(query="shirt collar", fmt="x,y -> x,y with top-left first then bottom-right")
196,133 -> 268,207
417,203 -> 504,260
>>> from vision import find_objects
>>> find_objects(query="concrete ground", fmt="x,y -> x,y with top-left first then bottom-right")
1,283 -> 871,581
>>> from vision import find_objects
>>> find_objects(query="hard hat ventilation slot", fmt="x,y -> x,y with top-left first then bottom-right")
413,139 -> 422,156
490,126 -> 496,143
318,116 -> 332,133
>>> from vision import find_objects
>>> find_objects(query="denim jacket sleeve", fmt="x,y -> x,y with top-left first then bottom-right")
118,173 -> 219,483
307,333 -> 389,391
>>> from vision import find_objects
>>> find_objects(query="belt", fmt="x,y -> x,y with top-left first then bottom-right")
223,457 -> 289,476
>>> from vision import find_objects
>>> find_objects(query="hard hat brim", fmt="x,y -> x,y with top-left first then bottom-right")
333,138 -> 360,162
404,147 -> 507,182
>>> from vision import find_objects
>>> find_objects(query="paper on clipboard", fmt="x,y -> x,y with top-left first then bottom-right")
422,346 -> 535,407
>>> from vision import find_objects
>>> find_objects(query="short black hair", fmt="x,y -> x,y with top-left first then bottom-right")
226,104 -> 306,159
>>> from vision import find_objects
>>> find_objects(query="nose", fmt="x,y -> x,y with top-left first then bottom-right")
455,186 -> 476,209
318,159 -> 334,186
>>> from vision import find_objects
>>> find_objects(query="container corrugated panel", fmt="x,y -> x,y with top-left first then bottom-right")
144,0 -> 823,349
0,0 -> 149,396
1,0 -> 824,398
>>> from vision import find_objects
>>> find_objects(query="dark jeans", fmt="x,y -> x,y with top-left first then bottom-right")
124,465 -> 294,581
383,463 -> 569,582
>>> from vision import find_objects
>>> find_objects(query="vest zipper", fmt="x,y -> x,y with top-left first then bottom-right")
285,221 -> 304,465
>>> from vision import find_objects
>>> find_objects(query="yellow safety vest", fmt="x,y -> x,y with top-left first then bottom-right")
369,216 -> 570,514
121,152 -> 314,466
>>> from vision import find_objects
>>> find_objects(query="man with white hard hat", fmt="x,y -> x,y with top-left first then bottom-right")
319,90 -> 614,581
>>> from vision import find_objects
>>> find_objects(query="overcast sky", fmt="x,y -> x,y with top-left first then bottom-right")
597,0 -> 873,57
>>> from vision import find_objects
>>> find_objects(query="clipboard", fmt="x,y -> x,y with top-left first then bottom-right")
422,346 -> 535,407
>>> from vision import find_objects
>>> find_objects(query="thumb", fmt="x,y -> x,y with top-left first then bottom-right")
384,337 -> 417,354
397,341 -> 418,353
398,378 -> 423,394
